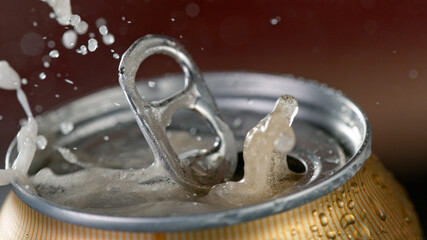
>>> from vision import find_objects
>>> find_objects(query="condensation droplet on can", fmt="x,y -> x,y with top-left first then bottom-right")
348,200 -> 355,210
291,228 -> 297,236
337,198 -> 344,208
372,173 -> 386,188
310,225 -> 318,232
369,196 -> 387,221
340,213 -> 356,228
326,231 -> 336,239
319,213 -> 328,226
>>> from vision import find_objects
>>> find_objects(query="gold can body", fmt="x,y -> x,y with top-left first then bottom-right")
0,155 -> 422,240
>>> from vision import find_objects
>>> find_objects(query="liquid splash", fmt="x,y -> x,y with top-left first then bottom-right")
0,61 -> 43,185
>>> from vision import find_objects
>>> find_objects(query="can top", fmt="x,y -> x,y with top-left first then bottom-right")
6,72 -> 371,232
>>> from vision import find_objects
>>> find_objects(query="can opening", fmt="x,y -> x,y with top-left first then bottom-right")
286,155 -> 306,174
229,152 -> 244,181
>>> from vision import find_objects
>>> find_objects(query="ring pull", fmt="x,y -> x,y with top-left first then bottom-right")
118,35 -> 237,191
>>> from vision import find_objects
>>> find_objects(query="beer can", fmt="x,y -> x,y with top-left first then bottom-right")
0,72 -> 422,239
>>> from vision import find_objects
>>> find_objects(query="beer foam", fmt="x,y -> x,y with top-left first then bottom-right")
207,95 -> 300,206
41,0 -> 72,26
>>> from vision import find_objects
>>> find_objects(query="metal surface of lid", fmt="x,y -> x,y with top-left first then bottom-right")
6,72 -> 371,232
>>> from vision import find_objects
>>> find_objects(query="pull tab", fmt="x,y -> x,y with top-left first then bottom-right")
118,35 -> 237,191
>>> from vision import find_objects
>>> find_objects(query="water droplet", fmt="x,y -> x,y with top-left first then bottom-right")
310,225 -> 318,232
25,234 -> 29,238
270,16 -> 281,25
337,198 -> 344,208
102,33 -> 115,46
372,174 -> 386,188
33,21 -> 38,27
65,79 -> 74,84
96,18 -> 107,28
0,115 -> 3,120
36,135 -> 47,150
21,78 -> 28,85
353,221 -> 371,240
49,12 -> 55,19
39,72 -> 46,80
74,20 -> 88,35
113,53 -> 120,59
49,49 -> 59,58
247,98 -> 254,105
291,228 -> 297,236
369,197 -> 387,221
62,30 -> 77,49
340,213 -> 356,228
60,122 -> 74,135
361,209 -> 367,220
402,204 -> 413,223
350,182 -> 359,193
319,213 -> 328,226
312,209 -> 317,216
99,25 -> 108,35
186,3 -> 200,18
348,200 -> 355,210
326,231 -> 336,239
104,136 -> 110,141
69,14 -> 81,27
43,61 -> 50,68
77,45 -> 88,55
47,40 -> 55,48
88,38 -> 98,52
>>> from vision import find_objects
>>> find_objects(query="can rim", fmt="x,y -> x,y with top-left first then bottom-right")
6,71 -> 372,232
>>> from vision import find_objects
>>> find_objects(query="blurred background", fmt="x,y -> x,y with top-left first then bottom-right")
0,0 -> 426,231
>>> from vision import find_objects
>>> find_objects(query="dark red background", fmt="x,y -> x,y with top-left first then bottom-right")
1,0 -> 426,229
